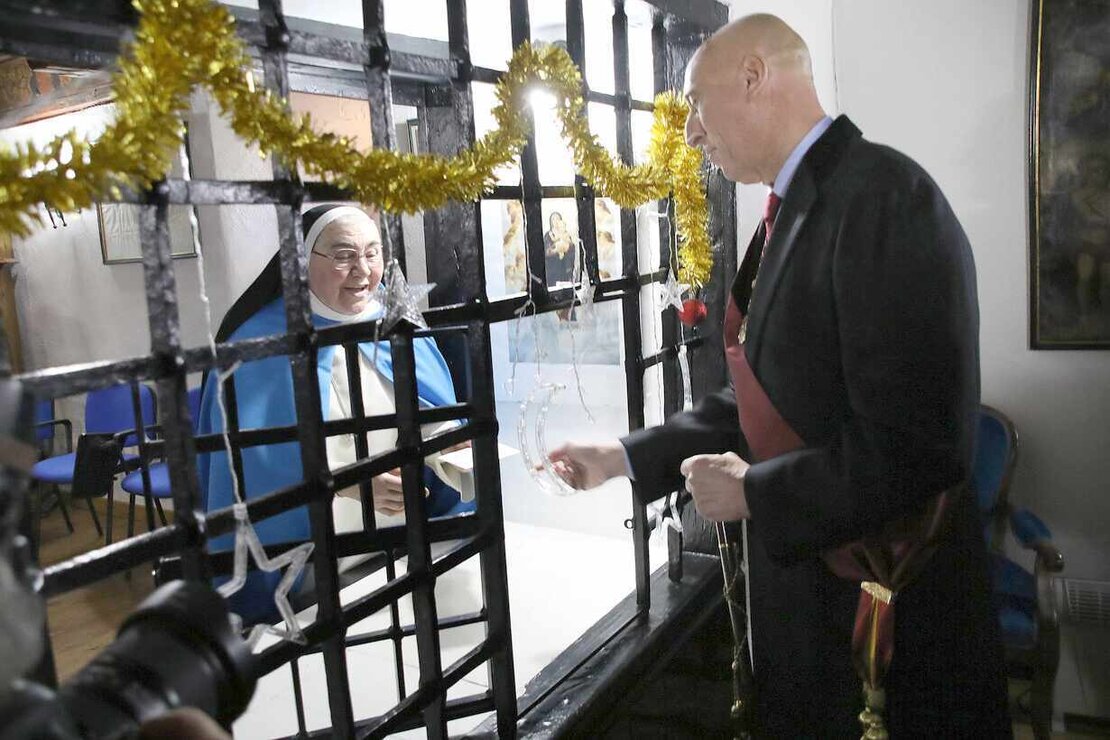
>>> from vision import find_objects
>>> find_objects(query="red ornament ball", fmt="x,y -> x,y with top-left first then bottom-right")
678,298 -> 708,326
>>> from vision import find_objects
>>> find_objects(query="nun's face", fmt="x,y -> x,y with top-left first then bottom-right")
308,215 -> 384,314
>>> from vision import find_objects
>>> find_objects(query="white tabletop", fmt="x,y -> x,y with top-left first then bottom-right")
234,520 -> 668,738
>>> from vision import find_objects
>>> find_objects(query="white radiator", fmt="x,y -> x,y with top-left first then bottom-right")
1063,578 -> 1110,626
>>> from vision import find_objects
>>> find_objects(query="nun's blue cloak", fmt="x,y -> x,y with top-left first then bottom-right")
198,297 -> 472,623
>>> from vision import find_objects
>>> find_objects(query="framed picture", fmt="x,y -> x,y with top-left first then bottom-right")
98,127 -> 199,264
1029,0 -> 1110,348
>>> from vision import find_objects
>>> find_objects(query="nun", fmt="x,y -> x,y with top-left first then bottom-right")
198,203 -> 474,623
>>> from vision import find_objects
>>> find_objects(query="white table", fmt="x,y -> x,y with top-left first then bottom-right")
234,520 -> 668,738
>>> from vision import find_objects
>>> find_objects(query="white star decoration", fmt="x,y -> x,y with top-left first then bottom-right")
657,269 -> 689,313
218,503 -> 314,647
573,277 -> 596,327
380,259 -> 436,334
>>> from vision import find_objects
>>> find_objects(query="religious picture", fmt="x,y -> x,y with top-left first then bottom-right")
502,201 -> 527,293
543,210 -> 576,286
1030,0 -> 1110,347
508,198 -> 621,365
594,198 -> 621,281
541,199 -> 578,288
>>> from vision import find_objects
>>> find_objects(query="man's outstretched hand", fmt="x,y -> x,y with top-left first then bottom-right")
545,441 -> 629,490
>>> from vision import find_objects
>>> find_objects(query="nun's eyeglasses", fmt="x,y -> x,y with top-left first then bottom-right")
311,247 -> 382,271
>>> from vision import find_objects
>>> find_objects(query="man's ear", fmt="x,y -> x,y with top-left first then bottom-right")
739,54 -> 767,95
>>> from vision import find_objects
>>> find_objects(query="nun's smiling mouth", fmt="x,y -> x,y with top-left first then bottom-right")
344,284 -> 370,296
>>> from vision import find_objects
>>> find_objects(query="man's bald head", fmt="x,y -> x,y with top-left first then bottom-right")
683,14 -> 826,185
698,13 -> 813,83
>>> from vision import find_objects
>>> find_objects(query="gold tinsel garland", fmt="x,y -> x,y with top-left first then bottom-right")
0,0 -> 713,286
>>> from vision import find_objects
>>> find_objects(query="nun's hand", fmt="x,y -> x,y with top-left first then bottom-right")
371,469 -> 429,515
371,472 -> 405,515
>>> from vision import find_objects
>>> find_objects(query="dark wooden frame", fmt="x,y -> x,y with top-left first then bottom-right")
1028,0 -> 1110,348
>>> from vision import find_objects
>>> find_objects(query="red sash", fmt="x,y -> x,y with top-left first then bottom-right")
723,295 -> 949,732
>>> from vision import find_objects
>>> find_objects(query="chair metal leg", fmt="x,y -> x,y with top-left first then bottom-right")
143,489 -> 156,533
153,498 -> 168,527
1031,629 -> 1060,740
105,487 -> 115,546
56,486 -> 74,534
123,489 -> 138,583
30,485 -> 43,559
126,489 -> 136,540
85,493 -> 103,537
1030,680 -> 1054,740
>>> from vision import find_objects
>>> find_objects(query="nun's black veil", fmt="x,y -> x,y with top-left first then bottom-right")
214,204 -> 342,342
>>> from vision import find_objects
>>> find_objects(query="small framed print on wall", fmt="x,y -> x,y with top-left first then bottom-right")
98,125 -> 199,264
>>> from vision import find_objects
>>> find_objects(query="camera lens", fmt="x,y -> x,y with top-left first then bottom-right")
56,580 -> 256,738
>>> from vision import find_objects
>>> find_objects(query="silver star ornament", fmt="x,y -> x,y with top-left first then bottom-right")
657,269 -> 690,313
218,503 -> 314,647
380,259 -> 436,334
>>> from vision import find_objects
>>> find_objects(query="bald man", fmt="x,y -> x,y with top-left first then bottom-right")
550,13 -> 1010,738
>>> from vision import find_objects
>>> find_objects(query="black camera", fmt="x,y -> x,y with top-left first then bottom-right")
0,580 -> 257,740
0,376 -> 257,739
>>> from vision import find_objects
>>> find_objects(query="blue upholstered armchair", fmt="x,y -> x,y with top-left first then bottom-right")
973,405 -> 1065,739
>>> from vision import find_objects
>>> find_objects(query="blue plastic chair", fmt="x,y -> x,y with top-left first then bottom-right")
973,405 -> 1064,739
120,387 -> 202,534
30,399 -> 82,535
30,383 -> 156,544
34,399 -> 65,450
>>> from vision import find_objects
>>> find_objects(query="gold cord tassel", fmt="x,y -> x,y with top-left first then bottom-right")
859,685 -> 888,739
716,521 -> 753,739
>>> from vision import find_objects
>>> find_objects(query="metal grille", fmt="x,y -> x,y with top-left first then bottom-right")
3,0 -> 732,736
1065,578 -> 1110,626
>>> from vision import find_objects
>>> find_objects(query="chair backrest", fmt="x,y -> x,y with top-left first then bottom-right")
971,405 -> 1018,550
34,399 -> 54,443
85,383 -> 156,445
187,386 -> 202,431
72,433 -> 122,501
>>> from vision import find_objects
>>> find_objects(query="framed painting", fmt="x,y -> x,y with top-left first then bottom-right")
1030,0 -> 1110,348
99,126 -> 199,264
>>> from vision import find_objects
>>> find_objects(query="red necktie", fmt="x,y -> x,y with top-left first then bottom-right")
763,191 -> 782,246
739,191 -> 783,344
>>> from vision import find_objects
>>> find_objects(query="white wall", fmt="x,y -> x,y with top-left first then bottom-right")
728,0 -> 1110,580
4,92 -> 279,427
728,1 -> 839,250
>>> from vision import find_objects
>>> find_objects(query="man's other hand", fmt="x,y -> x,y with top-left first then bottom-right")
545,441 -> 628,490
679,452 -> 751,521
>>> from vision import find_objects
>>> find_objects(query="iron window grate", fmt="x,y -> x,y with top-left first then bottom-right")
3,0 -> 733,736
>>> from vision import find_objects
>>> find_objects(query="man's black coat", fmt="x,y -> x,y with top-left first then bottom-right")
624,117 -> 1010,737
